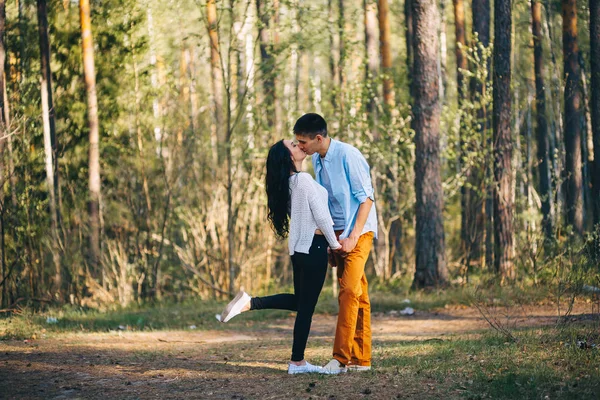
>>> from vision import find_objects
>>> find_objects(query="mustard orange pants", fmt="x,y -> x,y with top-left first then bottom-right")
332,231 -> 373,366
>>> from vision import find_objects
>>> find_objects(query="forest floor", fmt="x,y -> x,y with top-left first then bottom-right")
1,301 -> 599,399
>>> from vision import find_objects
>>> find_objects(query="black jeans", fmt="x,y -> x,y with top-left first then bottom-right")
250,235 -> 328,361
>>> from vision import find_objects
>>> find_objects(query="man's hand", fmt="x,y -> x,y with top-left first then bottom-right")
339,234 -> 359,255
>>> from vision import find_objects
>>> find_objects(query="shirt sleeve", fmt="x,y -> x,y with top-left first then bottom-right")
299,174 -> 341,250
344,149 -> 375,204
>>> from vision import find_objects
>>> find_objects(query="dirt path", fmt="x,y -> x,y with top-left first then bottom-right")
0,303 -> 594,399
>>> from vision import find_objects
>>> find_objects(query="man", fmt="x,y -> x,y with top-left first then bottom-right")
294,113 -> 377,374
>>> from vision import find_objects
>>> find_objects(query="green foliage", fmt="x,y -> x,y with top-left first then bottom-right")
1,0 -> 598,309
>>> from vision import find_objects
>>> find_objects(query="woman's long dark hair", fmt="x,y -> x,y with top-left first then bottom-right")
266,140 -> 298,239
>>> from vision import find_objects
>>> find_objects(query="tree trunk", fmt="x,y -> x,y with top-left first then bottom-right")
289,1 -> 300,118
562,0 -> 583,235
3,71 -> 16,208
471,0 -> 491,270
438,0 -> 447,102
411,0 -> 448,288
338,0 -> 346,126
0,0 -> 5,308
453,0 -> 467,100
365,0 -> 378,96
273,0 -> 281,138
532,0 -> 554,239
18,0 -> 26,83
80,0 -> 102,275
365,0 -> 378,136
146,6 -> 163,157
405,0 -> 414,91
580,56 -> 593,227
590,0 -> 600,226
492,0 -> 514,282
207,0 -> 224,153
543,1 -> 565,215
453,0 -> 477,265
256,0 -> 277,138
328,0 -> 339,108
378,0 -> 394,109
245,5 -> 255,131
37,0 -> 63,298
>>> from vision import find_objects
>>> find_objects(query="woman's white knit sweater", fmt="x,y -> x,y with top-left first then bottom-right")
288,172 -> 341,255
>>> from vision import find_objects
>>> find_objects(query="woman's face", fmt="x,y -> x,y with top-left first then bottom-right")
283,139 -> 307,164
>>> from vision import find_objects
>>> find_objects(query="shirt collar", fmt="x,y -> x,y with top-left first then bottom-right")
320,138 -> 337,163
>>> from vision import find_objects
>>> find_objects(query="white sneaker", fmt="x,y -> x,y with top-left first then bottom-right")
219,291 -> 251,323
288,361 -> 324,375
320,359 -> 347,374
347,365 -> 371,372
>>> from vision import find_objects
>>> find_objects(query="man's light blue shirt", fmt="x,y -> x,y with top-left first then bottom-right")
312,139 -> 378,240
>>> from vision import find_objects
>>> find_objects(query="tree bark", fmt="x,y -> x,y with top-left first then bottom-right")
365,0 -> 378,96
562,0 -> 583,235
328,0 -> 339,108
256,0 -> 277,137
590,0 -> 600,226
3,69 -> 16,208
338,0 -> 346,125
411,0 -> 448,288
532,0 -> 554,239
365,0 -> 379,136
207,0 -> 224,151
0,0 -> 6,308
493,0 -> 514,282
579,56 -> 593,227
472,0 -> 491,269
378,0 -> 394,109
454,0 -> 478,265
37,0 -> 63,298
405,0 -> 414,92
453,0 -> 467,100
80,0 -> 102,274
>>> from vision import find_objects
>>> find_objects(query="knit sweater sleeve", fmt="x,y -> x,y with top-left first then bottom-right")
296,174 -> 341,250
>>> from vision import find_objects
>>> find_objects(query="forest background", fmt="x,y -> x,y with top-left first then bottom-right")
0,0 -> 599,310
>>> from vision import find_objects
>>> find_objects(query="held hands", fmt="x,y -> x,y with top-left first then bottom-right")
328,234 -> 358,267
339,234 -> 359,255
327,242 -> 343,267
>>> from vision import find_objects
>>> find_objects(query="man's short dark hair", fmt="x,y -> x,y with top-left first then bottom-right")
293,113 -> 328,139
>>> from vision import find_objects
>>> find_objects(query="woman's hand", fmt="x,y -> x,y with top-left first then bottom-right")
327,246 -> 339,267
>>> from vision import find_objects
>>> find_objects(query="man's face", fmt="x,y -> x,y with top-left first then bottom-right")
294,134 -> 322,156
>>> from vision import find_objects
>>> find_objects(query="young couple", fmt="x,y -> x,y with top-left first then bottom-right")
219,113 -> 377,375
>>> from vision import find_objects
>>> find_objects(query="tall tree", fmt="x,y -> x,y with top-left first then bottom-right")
453,0 -> 467,100
453,0 -> 478,265
0,0 -> 6,308
405,0 -> 414,89
256,0 -> 277,138
338,0 -> 346,124
493,0 -> 514,281
472,0 -> 492,269
37,0 -> 63,296
365,0 -> 379,117
80,0 -> 102,274
532,0 -> 554,238
590,0 -> 600,226
207,0 -> 224,153
378,0 -> 394,109
562,0 -> 584,234
411,0 -> 448,288
328,0 -> 339,108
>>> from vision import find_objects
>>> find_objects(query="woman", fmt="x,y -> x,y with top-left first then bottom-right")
218,139 -> 341,375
